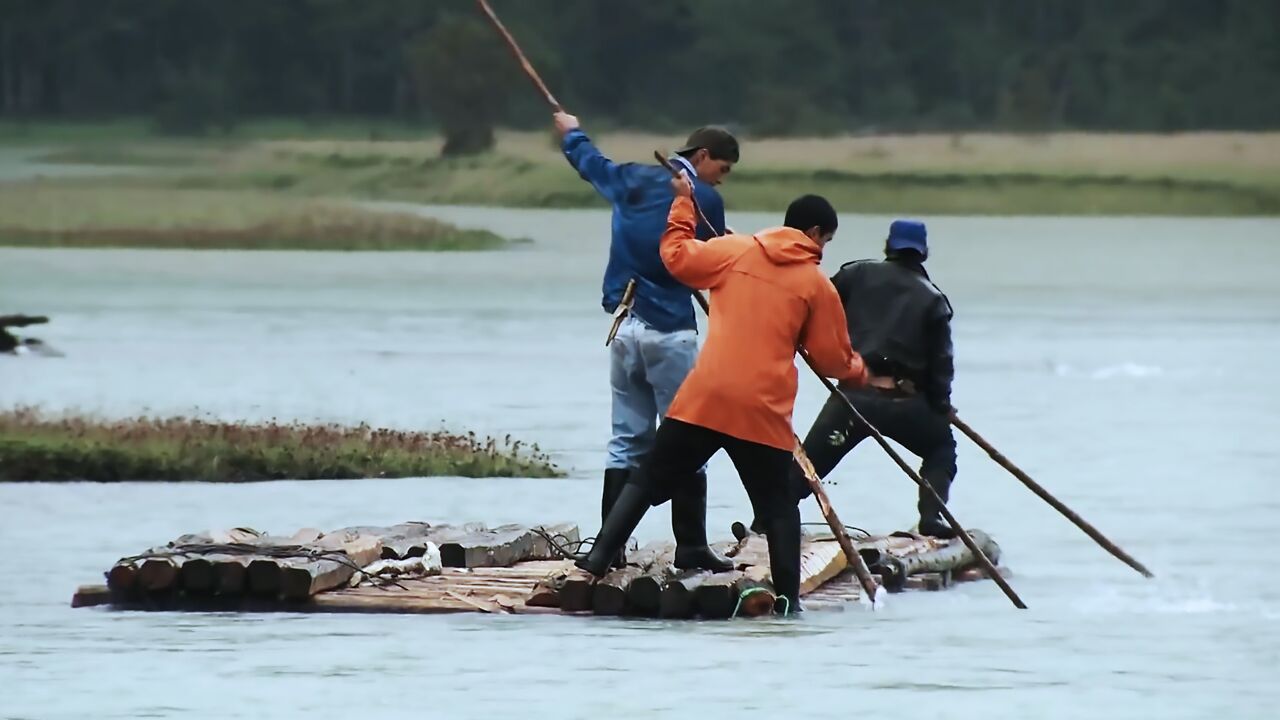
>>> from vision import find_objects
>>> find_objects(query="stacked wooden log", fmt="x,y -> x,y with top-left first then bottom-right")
81,521 -> 584,611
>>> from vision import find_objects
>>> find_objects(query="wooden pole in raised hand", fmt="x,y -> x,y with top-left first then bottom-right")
950,412 -> 1154,578
474,0 -> 562,111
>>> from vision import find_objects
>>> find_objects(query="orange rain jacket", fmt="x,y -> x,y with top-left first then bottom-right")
660,196 -> 868,451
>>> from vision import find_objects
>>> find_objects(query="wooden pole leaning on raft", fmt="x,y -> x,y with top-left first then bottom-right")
797,349 -> 1028,609
950,412 -> 1155,579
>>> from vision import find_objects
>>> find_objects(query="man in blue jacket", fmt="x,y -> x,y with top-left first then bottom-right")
554,111 -> 738,571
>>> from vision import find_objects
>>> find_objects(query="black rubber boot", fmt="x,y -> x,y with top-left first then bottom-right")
764,504 -> 803,615
917,472 -> 957,539
577,482 -> 651,577
672,471 -> 734,572
602,468 -> 631,568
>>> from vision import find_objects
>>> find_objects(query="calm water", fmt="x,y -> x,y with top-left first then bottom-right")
1,207 -> 1278,719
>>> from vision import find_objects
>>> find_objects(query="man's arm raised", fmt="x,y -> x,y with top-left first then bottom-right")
659,174 -> 742,290
556,112 -> 628,204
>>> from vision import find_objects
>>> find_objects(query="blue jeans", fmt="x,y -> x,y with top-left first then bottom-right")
607,314 -> 698,470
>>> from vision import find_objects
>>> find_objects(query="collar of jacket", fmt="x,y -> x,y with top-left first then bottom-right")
670,155 -> 696,178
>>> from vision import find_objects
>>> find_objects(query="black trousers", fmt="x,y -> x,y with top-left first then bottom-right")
635,418 -> 795,523
793,387 -> 957,517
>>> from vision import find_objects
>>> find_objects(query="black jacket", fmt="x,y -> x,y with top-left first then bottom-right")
829,258 -> 954,412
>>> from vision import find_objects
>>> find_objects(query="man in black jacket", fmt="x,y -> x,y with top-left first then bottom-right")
791,219 -> 958,537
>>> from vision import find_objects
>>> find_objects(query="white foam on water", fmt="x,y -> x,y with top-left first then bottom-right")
1090,362 -> 1165,380
1072,583 -> 1251,616
1051,362 -> 1167,379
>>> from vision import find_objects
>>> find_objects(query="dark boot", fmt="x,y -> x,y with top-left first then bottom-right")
577,482 -> 651,577
917,471 -> 957,539
764,504 -> 803,615
672,471 -> 733,572
601,468 -> 631,568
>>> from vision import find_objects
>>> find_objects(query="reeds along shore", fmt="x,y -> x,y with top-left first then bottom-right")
0,409 -> 562,481
0,186 -> 513,251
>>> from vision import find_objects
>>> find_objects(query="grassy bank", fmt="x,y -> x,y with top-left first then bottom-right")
14,126 -> 1280,215
0,186 -> 512,250
0,409 -> 562,481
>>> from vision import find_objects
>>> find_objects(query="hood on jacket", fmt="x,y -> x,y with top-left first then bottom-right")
753,226 -> 822,265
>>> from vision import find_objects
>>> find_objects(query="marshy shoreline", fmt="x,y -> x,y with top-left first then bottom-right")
0,409 -> 563,482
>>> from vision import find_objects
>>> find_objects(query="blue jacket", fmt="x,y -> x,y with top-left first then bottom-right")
562,128 -> 726,333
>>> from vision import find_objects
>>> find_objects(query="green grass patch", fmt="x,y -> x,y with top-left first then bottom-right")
0,186 -> 512,250
0,409 -> 562,482
9,125 -> 1280,215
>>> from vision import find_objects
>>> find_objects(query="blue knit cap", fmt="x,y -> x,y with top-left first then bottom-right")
887,219 -> 927,259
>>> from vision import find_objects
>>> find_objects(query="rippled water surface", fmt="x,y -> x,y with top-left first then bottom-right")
2,207 -> 1277,719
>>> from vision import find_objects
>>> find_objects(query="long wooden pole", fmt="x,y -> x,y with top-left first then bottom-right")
474,0 -> 562,111
950,412 -> 1154,578
799,353 -> 1027,608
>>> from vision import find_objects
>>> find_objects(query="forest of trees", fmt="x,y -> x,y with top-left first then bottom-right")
2,0 -> 1277,148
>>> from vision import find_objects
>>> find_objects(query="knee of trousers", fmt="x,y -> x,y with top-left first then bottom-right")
624,466 -> 673,508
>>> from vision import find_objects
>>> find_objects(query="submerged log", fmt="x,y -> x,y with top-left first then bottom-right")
0,314 -> 48,327
438,524 -> 538,568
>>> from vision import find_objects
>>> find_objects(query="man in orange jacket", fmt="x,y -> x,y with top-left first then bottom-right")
576,171 -> 867,613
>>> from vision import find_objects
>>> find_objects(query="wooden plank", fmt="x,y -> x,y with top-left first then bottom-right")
438,524 -> 538,568
799,540 -> 849,596
106,563 -> 138,598
72,585 -> 112,608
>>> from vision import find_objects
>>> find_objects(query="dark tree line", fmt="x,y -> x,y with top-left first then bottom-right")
2,0 -> 1276,148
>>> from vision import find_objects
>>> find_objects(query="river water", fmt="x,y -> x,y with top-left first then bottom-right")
1,206 -> 1277,718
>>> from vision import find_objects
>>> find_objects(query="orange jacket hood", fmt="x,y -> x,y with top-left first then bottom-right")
753,226 -> 822,266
